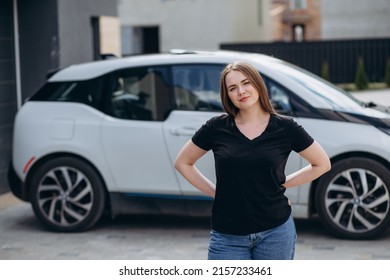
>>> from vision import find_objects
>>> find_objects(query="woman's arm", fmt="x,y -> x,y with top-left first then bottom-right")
283,141 -> 331,189
175,140 -> 216,198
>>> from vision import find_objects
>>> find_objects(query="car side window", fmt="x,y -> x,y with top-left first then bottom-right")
107,67 -> 172,121
172,64 -> 224,112
262,75 -> 293,114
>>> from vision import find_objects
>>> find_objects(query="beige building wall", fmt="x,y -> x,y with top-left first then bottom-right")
271,0 -> 321,42
272,0 -> 390,42
99,16 -> 121,57
118,0 -> 273,54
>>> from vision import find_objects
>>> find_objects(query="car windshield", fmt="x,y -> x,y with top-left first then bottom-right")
267,59 -> 366,112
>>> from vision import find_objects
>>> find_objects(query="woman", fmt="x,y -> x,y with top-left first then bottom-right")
175,61 -> 331,260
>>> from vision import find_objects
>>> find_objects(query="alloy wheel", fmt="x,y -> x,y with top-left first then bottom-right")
36,166 -> 94,227
324,168 -> 389,234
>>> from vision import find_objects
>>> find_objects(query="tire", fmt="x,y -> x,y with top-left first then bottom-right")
316,157 -> 390,239
30,157 -> 106,232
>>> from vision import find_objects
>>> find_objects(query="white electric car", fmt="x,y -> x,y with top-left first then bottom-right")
8,50 -> 390,239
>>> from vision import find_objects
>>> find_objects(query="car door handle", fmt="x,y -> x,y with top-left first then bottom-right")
170,127 -> 197,136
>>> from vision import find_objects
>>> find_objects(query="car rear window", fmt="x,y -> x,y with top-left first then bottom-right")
29,78 -> 105,110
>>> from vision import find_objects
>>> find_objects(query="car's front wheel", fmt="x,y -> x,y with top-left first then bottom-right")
29,157 -> 106,232
316,157 -> 390,239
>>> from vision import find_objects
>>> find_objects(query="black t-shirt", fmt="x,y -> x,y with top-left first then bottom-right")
191,113 -> 314,235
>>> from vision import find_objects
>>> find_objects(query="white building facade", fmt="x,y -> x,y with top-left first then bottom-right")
321,0 -> 390,39
118,0 -> 273,55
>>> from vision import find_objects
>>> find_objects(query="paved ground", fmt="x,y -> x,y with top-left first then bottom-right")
1,192 -> 390,260
351,88 -> 390,107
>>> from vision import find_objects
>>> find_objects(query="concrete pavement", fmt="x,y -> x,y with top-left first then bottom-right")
351,88 -> 390,107
1,192 -> 390,260
0,192 -> 20,211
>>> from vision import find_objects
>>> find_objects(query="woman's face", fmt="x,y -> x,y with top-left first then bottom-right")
225,70 -> 260,111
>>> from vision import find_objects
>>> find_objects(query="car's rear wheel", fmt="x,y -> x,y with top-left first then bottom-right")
316,157 -> 390,239
30,157 -> 106,232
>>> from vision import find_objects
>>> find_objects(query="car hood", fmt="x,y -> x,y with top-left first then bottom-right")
337,107 -> 390,129
307,106 -> 390,132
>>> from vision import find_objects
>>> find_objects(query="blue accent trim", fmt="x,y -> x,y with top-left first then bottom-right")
124,192 -> 213,201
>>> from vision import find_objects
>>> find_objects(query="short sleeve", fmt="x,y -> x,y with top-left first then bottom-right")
191,118 -> 214,151
290,119 -> 314,152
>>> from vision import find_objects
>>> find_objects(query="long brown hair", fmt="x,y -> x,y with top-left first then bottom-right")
220,61 -> 276,117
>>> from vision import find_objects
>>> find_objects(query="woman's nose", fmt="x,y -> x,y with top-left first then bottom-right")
238,86 -> 245,95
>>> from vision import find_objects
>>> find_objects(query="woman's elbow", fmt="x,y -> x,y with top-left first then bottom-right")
322,157 -> 332,174
174,158 -> 182,172
174,157 -> 190,173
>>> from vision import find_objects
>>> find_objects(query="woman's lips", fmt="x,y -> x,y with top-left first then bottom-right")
239,96 -> 250,102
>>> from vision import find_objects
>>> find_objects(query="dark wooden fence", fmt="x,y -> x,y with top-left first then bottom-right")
221,38 -> 390,84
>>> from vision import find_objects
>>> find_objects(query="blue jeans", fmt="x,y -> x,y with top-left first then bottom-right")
208,216 -> 296,260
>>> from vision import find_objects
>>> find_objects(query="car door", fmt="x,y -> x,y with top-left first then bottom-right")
101,66 -> 180,195
163,64 -> 224,197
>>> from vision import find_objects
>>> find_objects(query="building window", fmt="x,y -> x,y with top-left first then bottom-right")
289,0 -> 307,10
293,24 -> 305,41
121,26 -> 160,56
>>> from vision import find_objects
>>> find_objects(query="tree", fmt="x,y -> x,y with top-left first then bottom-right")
321,61 -> 330,81
385,57 -> 390,87
354,57 -> 369,90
